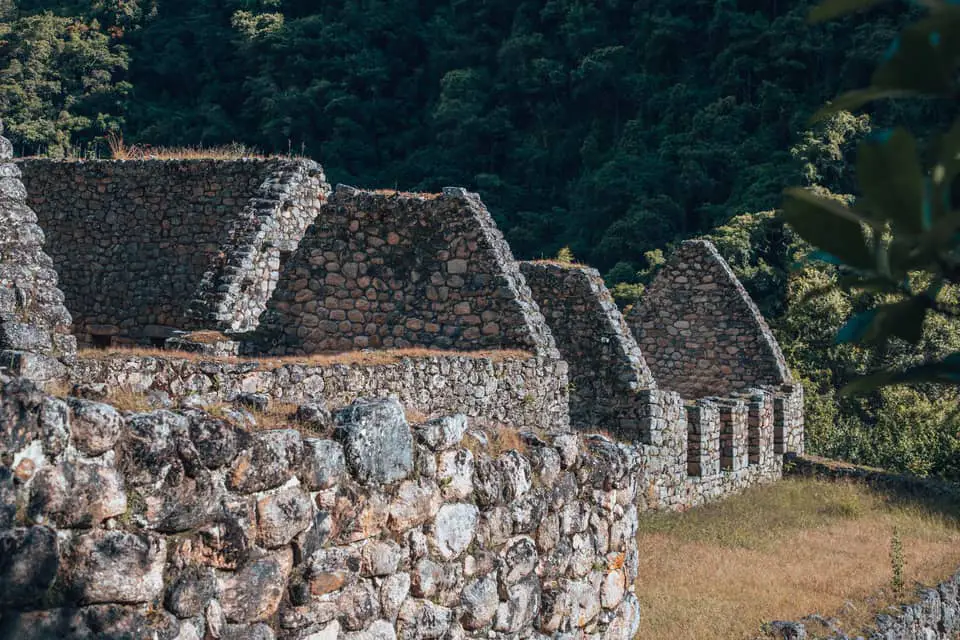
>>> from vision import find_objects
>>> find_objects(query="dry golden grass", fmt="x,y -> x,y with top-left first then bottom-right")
634,477 -> 960,640
526,258 -> 589,268
177,330 -> 232,344
370,189 -> 442,199
76,346 -> 533,369
462,423 -> 531,457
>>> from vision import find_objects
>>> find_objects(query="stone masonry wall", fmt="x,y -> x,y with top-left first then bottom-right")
519,261 -> 656,433
0,123 -> 76,383
70,352 -> 571,434
254,187 -> 558,358
0,374 -> 641,639
626,239 -> 792,399
521,257 -> 804,511
19,159 -> 329,345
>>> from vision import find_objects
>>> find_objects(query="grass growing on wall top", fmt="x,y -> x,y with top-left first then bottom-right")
634,476 -> 960,639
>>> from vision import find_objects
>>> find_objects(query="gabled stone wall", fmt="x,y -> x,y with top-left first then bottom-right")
520,254 -> 804,510
253,187 -> 559,358
626,240 -> 792,399
0,124 -> 76,382
0,376 -> 641,639
520,261 -> 656,433
19,159 -> 329,346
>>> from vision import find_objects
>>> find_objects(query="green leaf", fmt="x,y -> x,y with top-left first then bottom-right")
871,11 -> 960,95
808,0 -> 892,23
884,297 -> 929,344
781,188 -> 876,270
841,353 -> 960,394
810,89 -> 915,122
856,128 -> 925,234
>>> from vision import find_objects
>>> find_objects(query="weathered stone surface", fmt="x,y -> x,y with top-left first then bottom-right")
28,461 -> 127,528
397,599 -> 452,639
254,187 -> 558,358
380,572 -> 410,622
228,429 -> 302,493
296,401 -> 333,432
301,438 -> 346,490
223,623 -> 276,640
436,449 -> 473,501
257,486 -> 313,548
60,530 -> 166,605
219,547 -> 293,623
334,398 -> 413,486
21,158 -> 329,343
307,546 -> 361,596
432,503 -> 478,561
362,539 -> 403,577
521,261 -> 657,435
0,526 -> 59,608
626,239 -> 792,398
67,398 -> 123,456
415,415 -> 468,451
388,479 -> 442,533
119,410 -> 188,487
234,392 -> 269,412
187,411 -> 239,469
166,566 -> 219,619
494,574 -> 541,633
500,536 -> 538,586
337,581 -> 381,631
341,619 -> 397,640
460,574 -> 499,630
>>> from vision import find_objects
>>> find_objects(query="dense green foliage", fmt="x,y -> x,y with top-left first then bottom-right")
0,0 -> 957,478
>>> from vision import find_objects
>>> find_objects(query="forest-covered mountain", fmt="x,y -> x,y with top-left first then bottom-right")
1,0 -> 958,478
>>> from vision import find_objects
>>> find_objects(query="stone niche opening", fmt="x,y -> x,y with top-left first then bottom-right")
18,158 -> 330,347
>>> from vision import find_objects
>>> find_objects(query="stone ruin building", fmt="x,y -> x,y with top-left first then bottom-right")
0,121 -> 804,640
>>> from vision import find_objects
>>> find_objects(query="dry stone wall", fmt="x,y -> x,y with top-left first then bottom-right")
0,124 -> 76,383
70,352 -> 570,434
519,258 -> 804,510
19,159 -> 329,346
520,261 -> 656,433
0,375 -> 642,639
254,187 -> 558,358
627,239 -> 792,399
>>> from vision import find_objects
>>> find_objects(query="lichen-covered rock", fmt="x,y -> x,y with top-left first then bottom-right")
300,438 -> 346,490
60,530 -> 166,605
500,536 -> 538,587
228,429 -> 302,493
256,486 -> 313,548
380,572 -> 410,622
388,479 -> 442,533
119,410 -> 188,487
436,449 -> 473,501
460,574 -> 498,630
0,526 -> 58,608
187,411 -> 239,469
66,398 -> 123,457
494,574 -> 541,633
397,599 -> 452,639
28,460 -> 127,528
337,582 -> 381,631
219,547 -> 293,623
166,566 -> 219,619
296,401 -> 333,432
432,503 -> 478,561
415,415 -> 468,451
234,392 -> 270,412
334,398 -> 413,486
362,539 -> 403,577
307,546 -> 361,597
